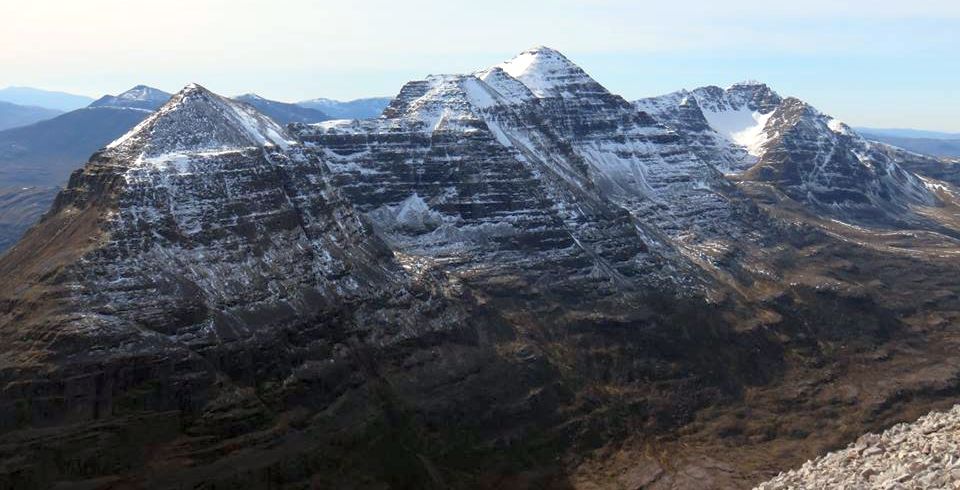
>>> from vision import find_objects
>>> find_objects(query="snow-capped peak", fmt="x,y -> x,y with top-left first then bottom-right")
106,83 -> 295,157
116,85 -> 169,101
494,46 -> 606,98
89,85 -> 172,111
728,80 -> 767,89
235,93 -> 266,101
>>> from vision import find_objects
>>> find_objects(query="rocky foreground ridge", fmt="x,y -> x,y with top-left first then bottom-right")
757,404 -> 960,489
0,47 -> 959,489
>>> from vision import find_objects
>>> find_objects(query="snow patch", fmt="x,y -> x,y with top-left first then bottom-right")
702,107 -> 773,156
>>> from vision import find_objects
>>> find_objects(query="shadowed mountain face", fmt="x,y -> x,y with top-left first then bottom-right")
1,50 -> 960,490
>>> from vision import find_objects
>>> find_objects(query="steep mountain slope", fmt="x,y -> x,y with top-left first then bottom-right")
0,86 -> 94,111
1,49 -> 960,490
234,93 -> 330,124
0,80 -> 780,489
297,96 -> 391,119
0,101 -> 61,131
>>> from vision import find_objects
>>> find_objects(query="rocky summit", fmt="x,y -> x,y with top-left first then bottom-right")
1,48 -> 960,489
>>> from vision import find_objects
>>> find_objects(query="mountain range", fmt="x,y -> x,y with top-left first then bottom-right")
0,86 -> 95,111
0,47 -> 959,488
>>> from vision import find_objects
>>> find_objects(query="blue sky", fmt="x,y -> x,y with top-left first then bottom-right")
1,0 -> 957,130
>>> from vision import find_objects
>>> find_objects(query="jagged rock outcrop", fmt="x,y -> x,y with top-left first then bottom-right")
757,404 -> 960,489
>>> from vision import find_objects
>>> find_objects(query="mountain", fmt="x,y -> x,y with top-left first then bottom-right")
636,82 -> 947,228
0,86 -> 94,111
89,84 -> 172,110
233,93 -> 330,124
2,50 -> 960,489
297,96 -> 391,119
0,101 -> 62,131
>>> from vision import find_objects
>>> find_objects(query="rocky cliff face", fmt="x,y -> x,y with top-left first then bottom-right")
1,49 -> 960,490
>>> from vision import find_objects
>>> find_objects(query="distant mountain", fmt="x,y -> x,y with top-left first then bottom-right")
855,127 -> 960,140
858,133 -> 960,158
233,94 -> 329,124
0,86 -> 94,111
297,96 -> 391,119
0,106 -> 149,187
0,101 -> 62,131
90,85 -> 172,110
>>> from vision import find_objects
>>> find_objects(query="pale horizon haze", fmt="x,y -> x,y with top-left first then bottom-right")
1,0 -> 957,131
